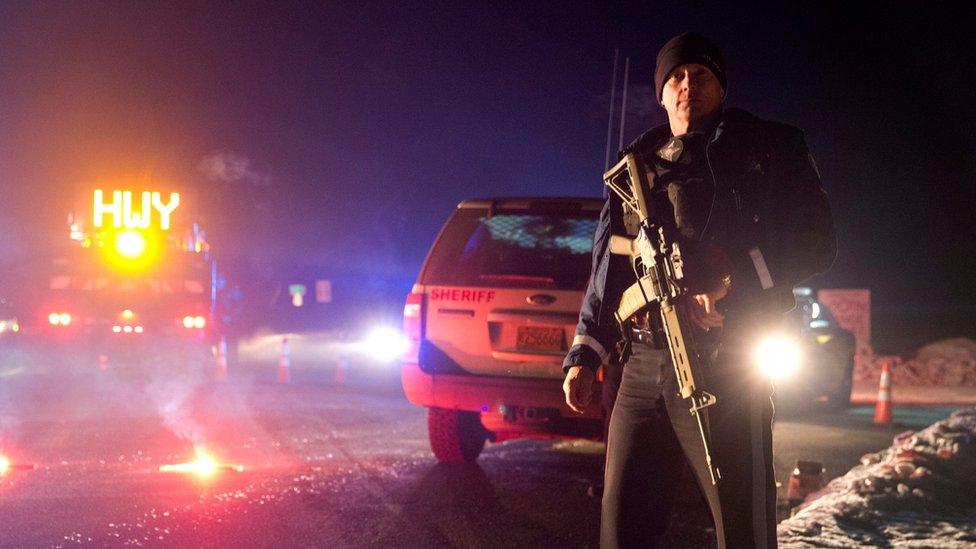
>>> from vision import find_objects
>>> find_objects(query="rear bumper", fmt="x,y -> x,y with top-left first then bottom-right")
401,361 -> 603,422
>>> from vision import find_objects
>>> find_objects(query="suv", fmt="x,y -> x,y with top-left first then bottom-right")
776,287 -> 856,408
402,197 -> 605,461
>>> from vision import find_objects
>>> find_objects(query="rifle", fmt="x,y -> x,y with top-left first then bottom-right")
604,152 -> 722,485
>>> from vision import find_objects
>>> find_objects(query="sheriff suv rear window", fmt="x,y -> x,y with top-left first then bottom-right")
421,208 -> 599,290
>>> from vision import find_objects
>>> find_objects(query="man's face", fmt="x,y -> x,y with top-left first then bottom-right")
660,63 -> 724,129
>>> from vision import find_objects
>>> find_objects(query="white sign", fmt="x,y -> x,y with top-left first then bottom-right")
315,280 -> 332,303
93,190 -> 181,230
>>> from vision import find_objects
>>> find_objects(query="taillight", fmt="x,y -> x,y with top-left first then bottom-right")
403,292 -> 427,363
402,292 -> 424,364
403,292 -> 424,341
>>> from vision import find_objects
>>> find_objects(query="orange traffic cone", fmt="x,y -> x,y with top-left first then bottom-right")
277,337 -> 291,384
786,460 -> 824,510
874,358 -> 893,423
214,336 -> 228,382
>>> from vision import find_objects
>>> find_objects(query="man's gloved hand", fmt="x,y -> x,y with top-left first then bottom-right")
689,282 -> 729,330
679,240 -> 733,330
563,365 -> 595,414
680,240 -> 734,294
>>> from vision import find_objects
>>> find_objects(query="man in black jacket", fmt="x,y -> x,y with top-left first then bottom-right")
562,33 -> 835,548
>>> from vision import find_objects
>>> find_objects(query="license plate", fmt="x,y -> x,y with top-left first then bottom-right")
517,326 -> 565,352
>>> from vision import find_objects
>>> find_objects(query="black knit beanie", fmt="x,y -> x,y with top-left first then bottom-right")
654,33 -> 727,103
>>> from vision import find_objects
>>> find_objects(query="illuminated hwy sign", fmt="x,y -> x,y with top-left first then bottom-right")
93,190 -> 181,230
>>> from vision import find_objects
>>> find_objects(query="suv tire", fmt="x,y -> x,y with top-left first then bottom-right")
825,355 -> 855,409
427,407 -> 488,462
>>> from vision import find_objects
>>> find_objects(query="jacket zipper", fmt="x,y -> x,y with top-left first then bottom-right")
701,139 -> 719,240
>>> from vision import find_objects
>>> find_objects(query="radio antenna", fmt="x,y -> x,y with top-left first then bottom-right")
604,49 -> 620,172
617,56 -> 631,153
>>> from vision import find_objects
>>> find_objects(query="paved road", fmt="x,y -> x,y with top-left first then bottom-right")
0,347 -> 960,548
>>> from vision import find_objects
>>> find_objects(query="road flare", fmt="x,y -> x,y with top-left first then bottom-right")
0,454 -> 36,476
158,447 -> 243,477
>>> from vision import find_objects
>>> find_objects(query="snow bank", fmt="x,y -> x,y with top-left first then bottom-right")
855,338 -> 976,387
778,407 -> 976,547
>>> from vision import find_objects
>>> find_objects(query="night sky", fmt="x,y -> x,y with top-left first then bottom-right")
0,2 -> 973,351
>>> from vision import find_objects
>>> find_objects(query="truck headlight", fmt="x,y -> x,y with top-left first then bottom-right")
48,312 -> 72,326
755,336 -> 801,379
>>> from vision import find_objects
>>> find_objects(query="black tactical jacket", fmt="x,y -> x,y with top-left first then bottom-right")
563,108 -> 836,372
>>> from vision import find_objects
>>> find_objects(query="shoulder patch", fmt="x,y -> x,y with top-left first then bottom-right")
657,137 -> 683,162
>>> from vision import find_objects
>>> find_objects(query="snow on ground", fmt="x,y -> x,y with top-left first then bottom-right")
856,338 -> 976,387
778,407 -> 976,547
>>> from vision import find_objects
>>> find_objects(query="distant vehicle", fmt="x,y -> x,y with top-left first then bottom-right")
402,197 -> 605,462
15,187 -> 222,367
0,295 -> 20,339
759,287 -> 856,408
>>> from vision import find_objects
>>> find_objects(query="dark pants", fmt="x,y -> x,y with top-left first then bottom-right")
601,343 -> 777,549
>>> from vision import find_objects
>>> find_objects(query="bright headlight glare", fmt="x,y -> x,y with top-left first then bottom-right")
182,316 -> 195,329
193,316 -> 206,329
755,336 -> 801,379
363,326 -> 410,361
49,312 -> 71,326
